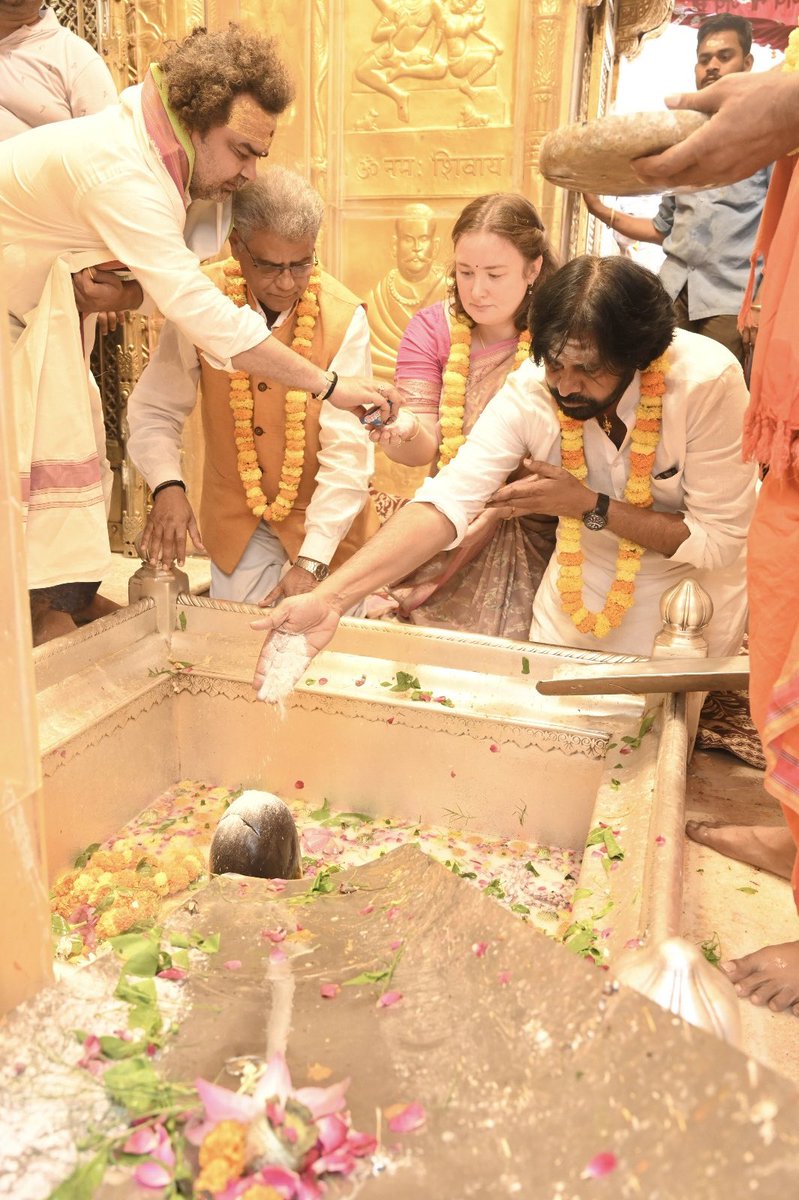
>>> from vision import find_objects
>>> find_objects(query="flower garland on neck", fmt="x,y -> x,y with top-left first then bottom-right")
555,352 -> 667,639
223,259 -> 321,522
438,315 -> 532,469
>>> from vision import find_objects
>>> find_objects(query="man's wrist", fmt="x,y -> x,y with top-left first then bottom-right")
152,479 -> 186,500
295,555 -> 330,581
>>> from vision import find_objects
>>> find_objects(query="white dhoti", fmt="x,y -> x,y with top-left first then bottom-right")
13,258 -> 112,589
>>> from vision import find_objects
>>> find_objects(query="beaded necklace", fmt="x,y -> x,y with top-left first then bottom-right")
223,259 -> 321,522
555,352 -> 667,639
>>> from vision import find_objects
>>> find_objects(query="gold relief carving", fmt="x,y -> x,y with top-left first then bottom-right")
531,18 -> 558,98
345,127 -> 513,197
348,0 -> 511,131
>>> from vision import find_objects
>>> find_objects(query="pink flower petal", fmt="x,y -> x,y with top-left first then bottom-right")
252,1052 -> 294,1108
133,1161 -> 172,1189
320,982 -> 340,999
472,941 -> 489,958
347,1130 -> 378,1157
318,677 -> 328,686
655,834 -> 666,846
312,1147 -> 357,1176
582,1151 -> 618,1179
498,969 -> 511,985
387,1101 -> 426,1133
157,967 -> 186,981
269,947 -> 287,964
316,1112 -> 348,1154
124,1127 -> 159,1155
195,1076 -> 259,1125
303,827 -> 335,854
489,743 -> 500,753
377,990 -> 403,1008
262,927 -> 287,943
224,959 -> 242,971
359,904 -> 375,916
295,780 -> 305,790
386,906 -> 401,921
294,1076 -> 350,1120
389,939 -> 403,951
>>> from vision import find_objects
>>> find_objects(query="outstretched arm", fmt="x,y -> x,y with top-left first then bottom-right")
582,194 -> 665,245
633,69 -> 799,190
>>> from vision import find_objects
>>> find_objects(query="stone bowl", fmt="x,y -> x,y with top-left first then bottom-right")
539,110 -> 711,196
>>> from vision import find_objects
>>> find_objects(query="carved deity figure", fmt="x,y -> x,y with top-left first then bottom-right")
354,0 -> 447,123
365,203 -> 447,380
441,0 -> 503,102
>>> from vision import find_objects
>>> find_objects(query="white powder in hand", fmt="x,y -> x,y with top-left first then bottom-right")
256,630 -> 313,706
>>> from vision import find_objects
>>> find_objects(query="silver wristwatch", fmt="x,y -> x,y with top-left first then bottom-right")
295,556 -> 330,581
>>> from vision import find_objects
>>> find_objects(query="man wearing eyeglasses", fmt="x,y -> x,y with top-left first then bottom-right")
127,167 -> 379,605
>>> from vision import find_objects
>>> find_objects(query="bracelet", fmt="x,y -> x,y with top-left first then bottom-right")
749,304 -> 762,312
152,479 -> 186,500
314,370 -> 338,401
609,207 -> 617,231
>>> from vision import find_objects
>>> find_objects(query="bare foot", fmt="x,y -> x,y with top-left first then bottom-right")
30,605 -> 77,646
74,591 -> 121,625
685,819 -> 794,881
721,942 -> 799,1015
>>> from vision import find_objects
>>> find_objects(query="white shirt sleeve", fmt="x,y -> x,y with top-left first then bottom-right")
76,178 -> 268,370
299,305 -> 376,563
410,359 -> 559,547
126,320 -> 202,490
68,55 -> 118,119
667,363 -> 757,571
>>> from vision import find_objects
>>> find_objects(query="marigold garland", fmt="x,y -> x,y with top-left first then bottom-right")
223,259 -> 322,521
438,316 -> 532,469
555,352 -> 668,639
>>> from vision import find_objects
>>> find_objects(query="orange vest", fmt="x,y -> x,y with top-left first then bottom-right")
198,262 -> 378,574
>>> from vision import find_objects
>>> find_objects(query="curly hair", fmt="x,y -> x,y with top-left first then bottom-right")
448,193 -> 560,332
160,25 -> 295,135
530,255 -> 675,375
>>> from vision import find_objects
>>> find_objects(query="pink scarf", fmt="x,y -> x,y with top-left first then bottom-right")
140,66 -> 192,204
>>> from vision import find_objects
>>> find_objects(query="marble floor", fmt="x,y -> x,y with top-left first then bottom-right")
683,749 -> 799,1085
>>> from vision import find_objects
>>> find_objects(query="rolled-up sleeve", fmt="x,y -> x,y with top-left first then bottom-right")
410,361 -> 559,546
668,363 -> 756,570
127,320 -> 201,489
78,178 -> 267,369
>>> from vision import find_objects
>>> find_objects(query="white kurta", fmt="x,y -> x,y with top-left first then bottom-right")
1,82 -> 269,587
127,303 -> 375,570
411,329 -> 757,658
0,8 -> 117,141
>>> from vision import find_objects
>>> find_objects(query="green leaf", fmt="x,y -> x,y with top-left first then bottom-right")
309,866 -> 341,895
169,932 -> 190,949
523,861 -> 540,877
591,899 -> 614,920
343,968 -> 391,986
191,931 -> 221,955
484,879 -> 505,899
103,1058 -> 167,1116
573,887 -> 592,902
563,920 -> 601,961
98,1035 -> 147,1060
309,798 -> 331,821
586,826 -> 624,861
510,903 -> 530,914
737,886 -> 758,895
521,657 -> 530,675
48,1148 -> 109,1200
178,611 -> 187,632
51,913 -> 71,936
391,671 -> 421,692
111,932 -> 160,977
74,842 -> 100,870
699,932 -> 722,967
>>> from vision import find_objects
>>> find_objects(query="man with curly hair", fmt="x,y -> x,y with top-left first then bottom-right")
0,24 -> 397,644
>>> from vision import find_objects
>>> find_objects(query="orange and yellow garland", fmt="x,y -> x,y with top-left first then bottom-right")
555,352 -> 667,639
223,259 -> 322,522
438,315 -> 532,469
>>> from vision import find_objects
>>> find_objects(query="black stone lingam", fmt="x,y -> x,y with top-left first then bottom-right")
209,791 -> 302,880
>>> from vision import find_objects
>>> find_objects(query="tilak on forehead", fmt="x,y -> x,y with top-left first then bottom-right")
224,95 -> 277,153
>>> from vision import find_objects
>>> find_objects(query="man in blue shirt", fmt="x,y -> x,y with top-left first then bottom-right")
582,13 -> 769,367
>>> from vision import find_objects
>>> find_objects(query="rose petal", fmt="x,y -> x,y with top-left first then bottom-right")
389,939 -> 403,951
224,959 -> 242,971
320,983 -> 340,999
195,1076 -> 260,1125
582,1151 -> 618,1179
294,1076 -> 350,1120
489,743 -> 500,753
316,1112 -> 348,1154
387,1101 -> 426,1133
472,941 -> 489,958
498,969 -> 511,985
124,1126 -> 159,1155
157,967 -> 186,981
133,1161 -> 172,1189
269,947 -> 287,964
347,1130 -> 378,1157
358,904 -> 374,916
377,990 -> 403,1008
262,927 -> 287,943
655,834 -> 666,846
295,780 -> 305,790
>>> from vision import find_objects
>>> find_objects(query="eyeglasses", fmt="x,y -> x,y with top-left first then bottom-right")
238,236 -> 317,282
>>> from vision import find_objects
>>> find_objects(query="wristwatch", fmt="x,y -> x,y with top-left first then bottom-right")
582,492 -> 610,532
295,556 -> 330,581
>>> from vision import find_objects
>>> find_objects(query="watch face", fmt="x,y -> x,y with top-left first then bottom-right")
582,511 -> 608,532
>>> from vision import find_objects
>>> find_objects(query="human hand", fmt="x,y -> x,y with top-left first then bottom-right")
581,192 -> 607,219
740,306 -> 760,354
368,407 -> 421,445
139,487 -> 205,568
251,593 -> 342,700
260,563 -> 320,606
632,69 -> 799,190
329,377 -> 403,427
486,459 -> 595,521
72,268 -> 142,317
